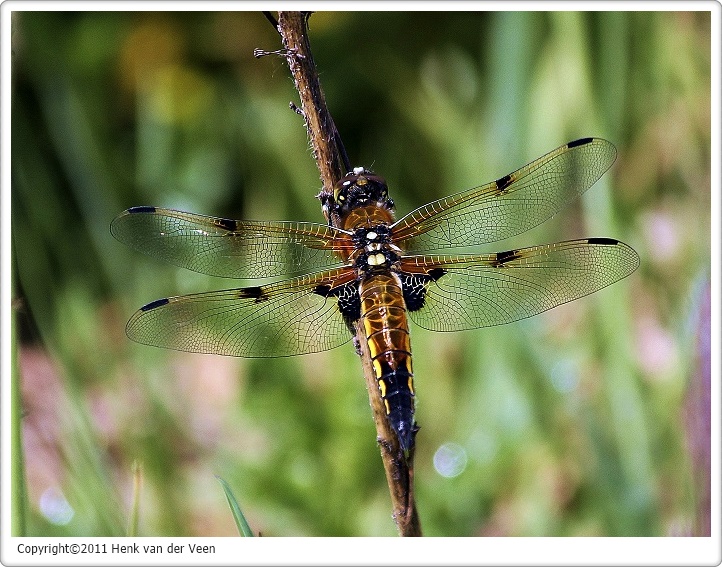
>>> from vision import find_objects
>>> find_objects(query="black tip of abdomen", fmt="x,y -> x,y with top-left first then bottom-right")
391,418 -> 416,452
383,383 -> 415,451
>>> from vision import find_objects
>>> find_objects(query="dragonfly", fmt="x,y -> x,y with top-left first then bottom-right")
111,137 -> 639,451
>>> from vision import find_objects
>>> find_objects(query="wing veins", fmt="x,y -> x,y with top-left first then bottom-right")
404,238 -> 638,331
111,208 -> 352,280
392,139 -> 617,252
126,268 -> 355,356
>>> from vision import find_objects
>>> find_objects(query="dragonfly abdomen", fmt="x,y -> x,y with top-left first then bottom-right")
359,273 -> 416,451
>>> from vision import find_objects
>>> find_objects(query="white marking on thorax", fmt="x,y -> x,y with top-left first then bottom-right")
367,252 -> 387,266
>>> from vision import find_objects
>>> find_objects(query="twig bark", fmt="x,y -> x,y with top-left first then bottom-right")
277,12 -> 350,192
273,11 -> 422,536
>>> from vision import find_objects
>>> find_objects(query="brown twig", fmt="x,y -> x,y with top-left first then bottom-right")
276,12 -> 351,191
273,11 -> 421,536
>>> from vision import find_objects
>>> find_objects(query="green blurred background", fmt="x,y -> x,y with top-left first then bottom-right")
10,11 -> 711,536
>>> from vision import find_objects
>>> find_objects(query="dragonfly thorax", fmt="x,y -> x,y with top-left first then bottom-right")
351,225 -> 401,274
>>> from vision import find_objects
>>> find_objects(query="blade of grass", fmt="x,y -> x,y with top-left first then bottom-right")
215,476 -> 254,536
11,255 -> 28,536
126,460 -> 142,537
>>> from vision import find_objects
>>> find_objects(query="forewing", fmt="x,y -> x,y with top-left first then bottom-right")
125,268 -> 356,357
111,207 -> 352,280
401,238 -> 639,331
392,138 -> 617,252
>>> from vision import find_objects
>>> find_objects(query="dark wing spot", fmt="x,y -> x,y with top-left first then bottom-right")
140,297 -> 170,311
238,286 -> 269,303
127,206 -> 157,214
427,268 -> 446,282
493,249 -> 520,267
495,173 -> 514,193
587,237 -> 619,245
215,217 -> 238,231
313,284 -> 332,297
567,137 -> 594,148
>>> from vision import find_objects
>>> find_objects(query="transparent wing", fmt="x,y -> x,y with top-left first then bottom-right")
400,238 -> 639,331
111,207 -> 353,280
125,268 -> 356,357
391,138 -> 617,252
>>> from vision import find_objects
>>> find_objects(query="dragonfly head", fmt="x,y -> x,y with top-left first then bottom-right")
319,168 -> 395,226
